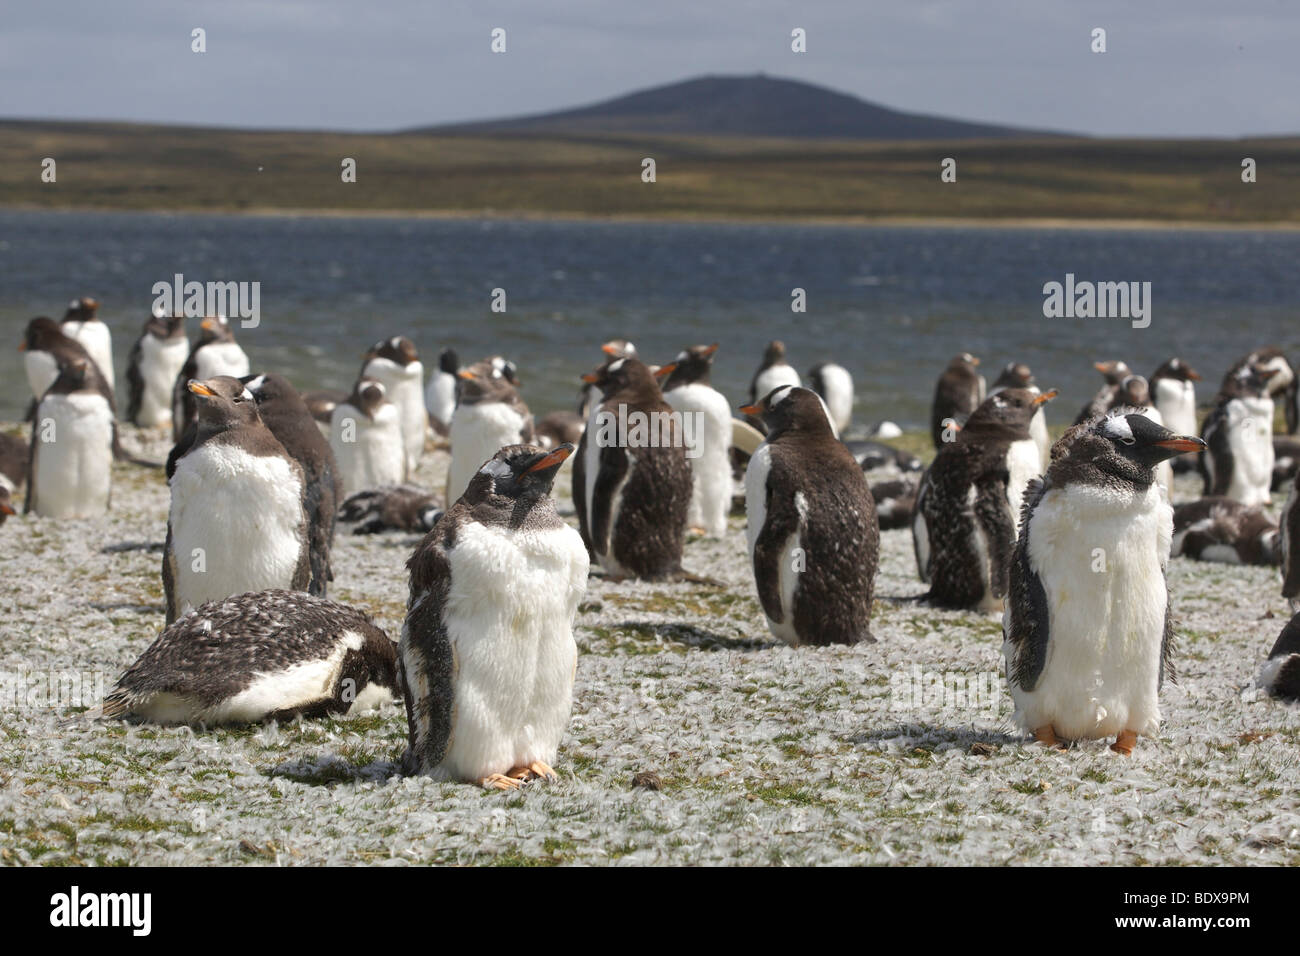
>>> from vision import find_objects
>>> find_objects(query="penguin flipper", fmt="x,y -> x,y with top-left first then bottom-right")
572,430 -> 590,551
752,485 -> 797,625
1286,380 -> 1299,435
1159,583 -> 1177,689
590,442 -> 629,557
162,525 -> 178,625
125,337 -> 145,425
1005,480 -> 1051,691
973,473 -> 1017,600
400,531 -> 457,775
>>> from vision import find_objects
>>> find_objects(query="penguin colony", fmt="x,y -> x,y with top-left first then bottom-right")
9,298 -> 1300,787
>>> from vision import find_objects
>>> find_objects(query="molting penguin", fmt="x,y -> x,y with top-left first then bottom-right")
991,361 -> 1050,466
1200,363 -> 1276,506
913,388 -> 1055,611
339,484 -> 442,535
1003,412 -> 1204,754
656,343 -> 733,537
1258,611 -> 1300,700
25,358 -> 115,519
126,309 -> 188,428
930,353 -> 985,449
741,385 -> 878,645
579,357 -> 692,579
1227,346 -> 1296,434
103,590 -> 398,725
1073,360 -> 1132,425
1171,496 -> 1279,566
20,317 -> 115,415
1151,357 -> 1201,472
446,361 -> 535,504
60,297 -> 113,391
330,377 -> 405,496
163,377 -> 309,624
172,316 -> 250,443
399,443 -> 588,788
360,336 -> 425,479
808,362 -> 854,435
424,347 -> 460,438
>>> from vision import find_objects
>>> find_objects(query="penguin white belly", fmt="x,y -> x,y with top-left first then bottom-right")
448,402 -> 527,503
818,365 -> 854,434
1010,482 -> 1170,740
1136,406 -> 1173,500
63,321 -> 115,390
744,444 -> 798,642
436,522 -> 588,782
424,371 -> 457,430
1154,379 -> 1197,438
1029,408 -> 1050,467
194,341 -> 250,381
364,358 -> 426,477
1224,397 -> 1274,505
169,444 -> 304,613
31,393 -> 114,518
331,404 -> 404,495
966,484 -> 1000,612
754,366 -> 800,402
664,383 -> 732,536
137,335 -> 190,427
1006,438 -> 1042,522
25,350 -> 59,400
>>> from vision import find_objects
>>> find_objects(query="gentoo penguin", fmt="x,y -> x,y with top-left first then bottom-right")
578,340 -> 636,419
808,362 -> 854,435
1073,360 -> 1132,425
1150,358 -> 1201,472
749,341 -> 801,407
25,358 -> 115,519
446,361 -> 535,504
578,357 -> 692,579
0,486 -> 14,525
399,443 -> 588,788
930,353 -> 985,448
163,377 -> 309,624
1003,411 -> 1204,754
172,316 -> 250,443
1227,346 -> 1297,434
20,317 -> 115,415
103,590 -> 398,725
244,374 -> 341,597
1115,375 -> 1173,499
870,476 -> 919,531
1277,466 -> 1300,610
330,377 -> 405,496
991,361 -> 1050,466
741,386 -> 878,645
0,431 -> 26,493
574,339 -> 637,552
360,336 -> 425,479
1170,497 -> 1279,566
125,310 -> 187,428
424,347 -> 460,438
1200,364 -> 1276,506
1258,612 -> 1300,699
338,484 -> 442,535
657,343 -> 733,537
846,440 -> 923,477
913,388 -> 1055,611
60,297 -> 113,391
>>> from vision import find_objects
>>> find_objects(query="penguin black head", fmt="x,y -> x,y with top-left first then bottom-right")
993,362 -> 1035,390
1076,411 -> 1206,483
242,372 -> 306,413
198,315 -> 237,345
1118,375 -> 1152,408
655,343 -> 718,391
1153,357 -> 1200,383
464,443 -> 574,508
347,377 -> 388,420
458,360 -> 520,404
1094,359 -> 1131,385
962,387 -> 1056,439
19,317 -> 66,353
1223,363 -> 1278,400
366,336 -> 419,366
63,297 -> 99,321
438,348 -> 460,375
740,385 -> 833,440
188,375 -> 261,431
486,354 -> 519,385
147,307 -> 185,340
581,356 -> 660,400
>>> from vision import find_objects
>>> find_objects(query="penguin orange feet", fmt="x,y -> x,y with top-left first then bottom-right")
1110,730 -> 1138,756
1033,726 -> 1066,750
505,761 -> 558,783
480,773 -> 523,791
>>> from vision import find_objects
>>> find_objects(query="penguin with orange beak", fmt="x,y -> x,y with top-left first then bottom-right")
171,315 -> 250,443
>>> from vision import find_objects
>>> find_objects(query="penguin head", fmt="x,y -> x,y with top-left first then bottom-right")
1094,359 -> 1131,384
993,361 -> 1034,390
242,373 -> 301,413
366,336 -> 419,366
600,339 -> 636,360
63,297 -> 99,322
655,343 -> 718,390
740,385 -> 832,439
148,308 -> 185,339
1092,411 -> 1206,477
348,377 -> 388,420
1154,357 -> 1201,383
1118,374 -> 1152,408
487,354 -> 520,385
464,443 -> 575,507
18,317 -> 64,353
762,340 -> 788,365
581,356 -> 659,399
48,358 -> 95,395
963,387 -> 1056,438
1223,362 -> 1278,400
198,315 -> 236,344
458,360 -> 519,404
438,348 -> 460,375
951,352 -> 980,370
187,376 -> 261,430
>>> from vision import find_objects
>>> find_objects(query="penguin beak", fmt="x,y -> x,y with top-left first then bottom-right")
969,356 -> 980,367
601,343 -> 621,357
701,343 -> 719,357
187,380 -> 216,398
17,341 -> 25,352
200,318 -> 215,332
1153,436 -> 1206,453
457,370 -> 477,381
738,403 -> 762,416
0,502 -> 14,516
525,443 -> 575,474
1033,389 -> 1058,406
1188,369 -> 1202,381
654,362 -> 677,378
581,372 -> 600,384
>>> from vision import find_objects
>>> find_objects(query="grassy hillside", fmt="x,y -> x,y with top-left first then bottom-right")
2,120 -> 1298,223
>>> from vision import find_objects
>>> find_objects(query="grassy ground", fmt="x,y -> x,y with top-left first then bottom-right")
3,120 -> 1299,223
1,424 -> 1297,866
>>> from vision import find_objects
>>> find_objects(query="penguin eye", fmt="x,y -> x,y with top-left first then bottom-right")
1119,436 -> 1135,446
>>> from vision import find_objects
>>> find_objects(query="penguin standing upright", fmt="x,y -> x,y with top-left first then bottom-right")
360,336 -> 425,479
749,341 -> 801,409
1151,357 -> 1201,473
330,377 -> 406,496
657,343 -> 732,537
172,316 -> 250,442
20,317 -> 115,415
424,347 -> 460,438
25,358 -> 116,519
1227,346 -> 1297,434
399,443 -> 588,788
930,353 -> 985,448
580,357 -> 691,580
1003,412 -> 1205,754
741,385 -> 878,645
913,388 -> 1055,610
60,297 -> 114,391
163,377 -> 308,624
807,362 -> 854,435
126,309 -> 188,428
990,361 -> 1050,466
1200,364 -> 1276,506
574,340 -> 637,554
446,361 -> 534,503
578,340 -> 637,419
1073,360 -> 1131,425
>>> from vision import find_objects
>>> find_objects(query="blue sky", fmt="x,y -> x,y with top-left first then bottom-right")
0,0 -> 1294,136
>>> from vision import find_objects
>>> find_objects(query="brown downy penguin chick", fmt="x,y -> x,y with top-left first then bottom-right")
172,316 -> 250,443
535,410 -> 585,450
20,317 -> 116,417
338,484 -> 443,535
1073,359 -> 1132,425
870,476 -> 919,531
1171,497 -> 1279,566
913,387 -> 1056,610
1200,363 -> 1276,506
26,358 -> 116,518
741,385 -> 879,646
574,339 -> 637,555
930,353 -> 985,448
330,377 -> 405,495
60,296 -> 114,392
447,361 -> 535,503
1226,346 -> 1296,434
163,376 -> 309,624
578,357 -> 691,580
125,310 -> 187,428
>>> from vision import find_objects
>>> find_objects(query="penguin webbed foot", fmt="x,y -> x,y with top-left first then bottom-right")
1110,730 -> 1138,757
505,761 -> 559,784
481,773 -> 523,791
1033,726 -> 1068,751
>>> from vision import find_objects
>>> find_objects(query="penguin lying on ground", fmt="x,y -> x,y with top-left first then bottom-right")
657,343 -> 733,537
535,410 -> 585,450
870,476 -> 919,531
338,484 -> 442,535
360,336 -> 425,479
1151,357 -> 1201,473
930,353 -> 985,448
126,310 -> 187,429
1200,363 -> 1276,506
1258,612 -> 1300,700
913,388 -> 1055,610
1226,346 -> 1296,434
990,361 -> 1050,466
26,359 -> 116,519
424,347 -> 460,438
846,440 -> 923,477
172,316 -> 250,443
1073,360 -> 1131,425
741,386 -> 879,645
808,361 -> 854,435
163,377 -> 309,624
60,297 -> 114,391
1003,411 -> 1205,755
1171,497 -> 1279,566
399,443 -> 588,788
331,378 -> 405,496
103,590 -> 398,725
447,360 -> 535,503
